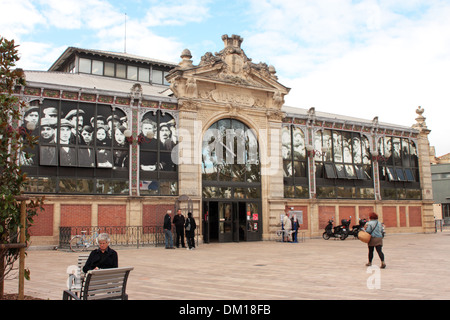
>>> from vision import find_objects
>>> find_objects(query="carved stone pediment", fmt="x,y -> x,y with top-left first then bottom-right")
166,35 -> 290,111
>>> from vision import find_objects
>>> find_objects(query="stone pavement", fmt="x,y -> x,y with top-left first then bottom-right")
4,231 -> 450,300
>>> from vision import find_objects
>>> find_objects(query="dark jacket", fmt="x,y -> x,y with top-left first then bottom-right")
173,214 -> 185,231
163,214 -> 172,230
83,247 -> 118,273
185,216 -> 197,237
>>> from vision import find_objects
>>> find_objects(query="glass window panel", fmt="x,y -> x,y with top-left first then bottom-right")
104,62 -> 115,77
392,137 -> 401,166
292,127 -> 305,160
128,66 -> 137,80
59,178 -> 77,193
293,161 -> 306,177
234,187 -> 246,199
160,152 -> 176,171
342,132 -> 352,163
140,151 -> 158,171
139,180 -> 159,195
152,69 -> 163,84
362,136 -> 371,165
283,159 -> 293,177
96,148 -> 113,168
335,164 -> 346,179
386,167 -> 396,181
77,179 -> 94,193
317,186 -> 335,198
163,71 -> 170,85
92,60 -> 103,75
116,64 -> 126,78
295,186 -> 309,198
40,146 -> 58,166
405,168 -> 415,181
59,146 -> 77,166
281,126 -> 291,160
352,135 -> 362,164
345,164 -> 356,179
139,68 -> 150,82
79,58 -> 91,73
78,147 -> 95,167
396,168 -> 406,181
333,131 -> 343,162
323,130 -> 332,161
324,163 -> 336,178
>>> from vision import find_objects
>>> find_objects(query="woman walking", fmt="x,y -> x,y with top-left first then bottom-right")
365,212 -> 386,268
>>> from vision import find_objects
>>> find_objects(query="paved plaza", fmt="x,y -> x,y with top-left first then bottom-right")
4,231 -> 450,300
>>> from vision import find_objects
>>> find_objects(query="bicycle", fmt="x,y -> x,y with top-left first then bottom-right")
69,229 -> 99,252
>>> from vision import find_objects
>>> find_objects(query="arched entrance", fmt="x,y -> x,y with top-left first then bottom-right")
201,118 -> 261,242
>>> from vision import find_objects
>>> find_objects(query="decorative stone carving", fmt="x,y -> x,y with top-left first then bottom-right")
185,77 -> 198,98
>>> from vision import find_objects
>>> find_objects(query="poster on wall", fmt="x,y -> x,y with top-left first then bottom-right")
289,210 -> 303,225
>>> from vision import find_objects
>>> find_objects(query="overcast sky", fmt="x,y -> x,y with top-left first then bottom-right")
2,0 -> 449,156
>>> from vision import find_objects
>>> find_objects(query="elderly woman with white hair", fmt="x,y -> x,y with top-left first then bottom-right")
83,233 -> 118,273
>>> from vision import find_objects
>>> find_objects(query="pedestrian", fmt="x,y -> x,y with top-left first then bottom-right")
83,233 -> 118,273
364,212 -> 386,268
185,212 -> 197,250
282,212 -> 292,242
291,215 -> 299,243
173,209 -> 186,248
164,210 -> 175,249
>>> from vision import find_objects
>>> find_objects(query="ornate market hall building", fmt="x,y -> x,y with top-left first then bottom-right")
15,35 -> 435,246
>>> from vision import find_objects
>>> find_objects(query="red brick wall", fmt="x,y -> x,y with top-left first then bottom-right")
29,204 -> 53,236
60,204 -> 91,227
98,205 -> 126,227
143,204 -> 173,226
409,206 -> 422,227
319,206 -> 335,229
339,206 -> 355,224
383,206 -> 397,227
359,206 -> 374,220
399,206 -> 407,227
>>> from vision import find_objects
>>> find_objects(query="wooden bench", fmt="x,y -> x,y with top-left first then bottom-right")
63,266 -> 134,300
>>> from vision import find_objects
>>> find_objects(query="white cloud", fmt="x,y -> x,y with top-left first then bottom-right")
142,0 -> 211,27
242,0 -> 450,155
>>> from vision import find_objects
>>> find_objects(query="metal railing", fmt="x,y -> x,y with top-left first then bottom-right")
59,226 -> 199,250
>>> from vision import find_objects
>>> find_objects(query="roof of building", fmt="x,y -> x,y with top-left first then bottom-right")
282,105 -> 416,132
24,70 -> 174,100
48,47 -> 178,72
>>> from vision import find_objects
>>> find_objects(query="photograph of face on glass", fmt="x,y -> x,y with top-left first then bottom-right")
21,101 -> 129,168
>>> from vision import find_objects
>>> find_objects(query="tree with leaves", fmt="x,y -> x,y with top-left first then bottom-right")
0,37 -> 45,298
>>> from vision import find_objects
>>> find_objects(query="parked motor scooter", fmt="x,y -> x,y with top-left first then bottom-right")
349,218 -> 367,238
322,218 -> 347,240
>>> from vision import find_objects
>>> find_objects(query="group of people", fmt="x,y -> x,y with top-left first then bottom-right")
163,209 -> 197,250
281,211 -> 386,268
81,211 -> 385,276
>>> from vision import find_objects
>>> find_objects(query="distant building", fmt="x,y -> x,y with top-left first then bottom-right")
14,35 -> 436,246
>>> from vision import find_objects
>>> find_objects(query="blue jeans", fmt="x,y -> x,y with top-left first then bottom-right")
164,229 -> 173,248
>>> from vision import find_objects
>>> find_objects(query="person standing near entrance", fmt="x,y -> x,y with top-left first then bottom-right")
185,212 -> 197,250
173,209 -> 186,248
164,210 -> 175,249
283,212 -> 292,242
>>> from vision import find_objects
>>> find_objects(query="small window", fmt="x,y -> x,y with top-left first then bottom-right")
324,163 -> 336,179
116,64 -> 126,78
139,68 -> 150,82
153,69 -> 163,84
404,168 -> 415,182
79,58 -> 91,73
92,60 -> 103,75
128,66 -> 137,80
104,62 -> 115,77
